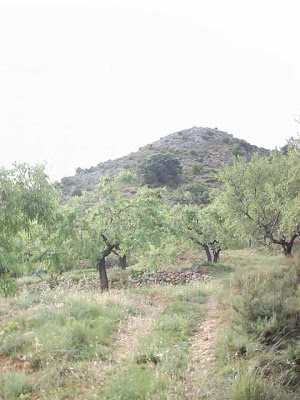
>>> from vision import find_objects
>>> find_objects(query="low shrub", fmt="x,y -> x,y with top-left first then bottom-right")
192,163 -> 203,175
0,331 -> 33,356
229,264 -> 299,343
218,260 -> 300,397
68,320 -> 91,347
60,176 -> 75,186
232,145 -> 242,157
190,149 -> 199,157
71,187 -> 82,197
223,136 -> 231,144
0,371 -> 32,399
229,373 -> 266,400
0,276 -> 19,297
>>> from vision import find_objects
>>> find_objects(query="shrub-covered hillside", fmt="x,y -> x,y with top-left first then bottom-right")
60,127 -> 269,203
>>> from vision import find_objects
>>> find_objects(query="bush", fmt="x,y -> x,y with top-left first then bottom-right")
60,176 -> 75,186
0,371 -> 32,399
116,170 -> 136,184
192,163 -> 203,175
0,276 -> 19,297
68,320 -> 91,347
175,183 -> 210,205
71,187 -> 83,197
239,139 -> 252,151
223,136 -> 231,144
229,373 -> 266,400
218,261 -> 300,394
190,149 -> 198,157
0,331 -> 32,356
232,145 -> 242,157
139,153 -> 182,186
83,166 -> 97,173
229,264 -> 299,343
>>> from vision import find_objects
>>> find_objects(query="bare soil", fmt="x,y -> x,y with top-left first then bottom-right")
183,297 -> 224,399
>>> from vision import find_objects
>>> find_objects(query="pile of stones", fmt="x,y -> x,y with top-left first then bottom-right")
127,266 -> 211,287
23,266 -> 211,292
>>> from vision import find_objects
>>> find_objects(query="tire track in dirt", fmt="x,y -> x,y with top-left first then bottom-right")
111,301 -> 165,364
77,293 -> 169,398
183,297 -> 224,399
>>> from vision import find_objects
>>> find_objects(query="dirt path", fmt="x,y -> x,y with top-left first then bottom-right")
77,295 -> 167,398
111,301 -> 164,364
183,297 -> 224,399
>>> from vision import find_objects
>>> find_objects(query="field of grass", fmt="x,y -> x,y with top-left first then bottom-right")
0,249 -> 299,399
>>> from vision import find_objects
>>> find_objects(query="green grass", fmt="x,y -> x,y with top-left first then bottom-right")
0,290 -> 142,398
0,293 -> 135,363
105,288 -> 207,399
11,289 -> 65,309
229,373 -> 266,400
1,248 -> 299,399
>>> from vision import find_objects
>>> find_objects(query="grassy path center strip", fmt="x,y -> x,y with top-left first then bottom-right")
103,286 -> 208,400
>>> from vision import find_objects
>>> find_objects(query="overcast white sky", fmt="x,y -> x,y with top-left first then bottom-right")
1,0 -> 299,180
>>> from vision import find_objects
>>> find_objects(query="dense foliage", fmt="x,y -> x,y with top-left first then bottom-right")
0,164 -> 58,276
75,175 -> 169,289
218,143 -> 300,256
139,153 -> 182,186
1,140 -> 299,291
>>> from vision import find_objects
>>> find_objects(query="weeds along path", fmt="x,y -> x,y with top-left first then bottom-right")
111,296 -> 166,364
78,292 -> 168,397
183,296 -> 224,399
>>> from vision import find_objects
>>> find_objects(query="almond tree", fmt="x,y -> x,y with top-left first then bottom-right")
77,175 -> 167,290
29,199 -> 81,277
218,144 -> 300,256
0,163 -> 58,285
168,203 -> 229,263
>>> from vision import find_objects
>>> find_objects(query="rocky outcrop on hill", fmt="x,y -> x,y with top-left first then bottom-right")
60,127 -> 269,203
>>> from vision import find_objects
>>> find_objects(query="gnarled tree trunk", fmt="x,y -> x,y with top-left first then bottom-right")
203,244 -> 212,263
119,254 -> 127,269
213,249 -> 220,263
272,233 -> 299,258
97,234 -> 119,291
190,237 -> 213,263
97,256 -> 109,291
211,240 -> 221,264
282,243 -> 293,258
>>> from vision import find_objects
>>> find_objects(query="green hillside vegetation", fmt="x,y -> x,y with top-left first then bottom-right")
60,127 -> 269,204
0,135 -> 299,399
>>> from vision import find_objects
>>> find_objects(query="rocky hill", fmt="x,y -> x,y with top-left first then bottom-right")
60,127 -> 269,204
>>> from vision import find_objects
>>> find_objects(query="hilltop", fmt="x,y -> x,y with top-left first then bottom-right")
60,127 -> 269,203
